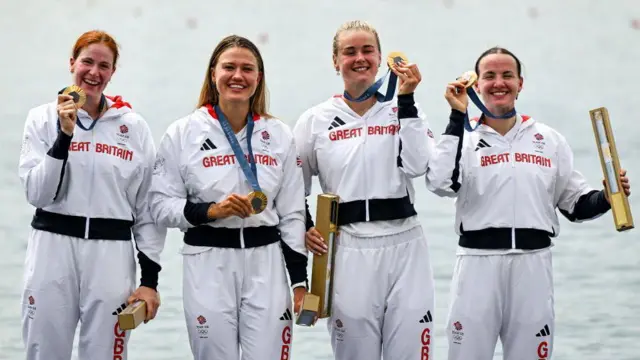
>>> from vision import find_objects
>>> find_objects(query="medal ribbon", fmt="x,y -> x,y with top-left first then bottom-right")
343,69 -> 399,103
464,87 -> 517,132
208,104 -> 261,192
56,88 -> 106,132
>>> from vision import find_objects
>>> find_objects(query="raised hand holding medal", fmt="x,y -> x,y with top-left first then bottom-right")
387,52 -> 422,95
214,105 -> 267,215
57,85 -> 86,136
451,70 -> 517,131
342,51 -> 411,102
444,71 -> 475,113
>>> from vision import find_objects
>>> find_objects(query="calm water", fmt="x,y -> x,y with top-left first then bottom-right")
1,0 -> 639,359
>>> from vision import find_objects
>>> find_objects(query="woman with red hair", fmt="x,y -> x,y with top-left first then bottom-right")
18,30 -> 166,360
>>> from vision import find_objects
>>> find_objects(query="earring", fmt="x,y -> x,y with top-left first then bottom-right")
336,69 -> 340,75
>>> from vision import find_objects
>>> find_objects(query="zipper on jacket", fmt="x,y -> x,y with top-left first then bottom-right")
85,123 -> 96,239
239,137 -> 246,249
362,117 -> 370,221
240,219 -> 245,249
510,142 -> 516,249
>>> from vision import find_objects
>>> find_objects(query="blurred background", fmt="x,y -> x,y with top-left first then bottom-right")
1,0 -> 639,359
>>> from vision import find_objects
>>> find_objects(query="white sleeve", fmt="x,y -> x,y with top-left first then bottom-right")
555,134 -> 607,222
18,109 -> 71,208
396,94 -> 435,178
292,109 -> 318,197
274,129 -> 308,288
131,120 -> 168,289
425,109 -> 466,198
148,124 -> 195,231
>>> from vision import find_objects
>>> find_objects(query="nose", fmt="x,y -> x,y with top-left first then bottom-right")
88,64 -> 100,76
231,68 -> 243,80
492,75 -> 507,87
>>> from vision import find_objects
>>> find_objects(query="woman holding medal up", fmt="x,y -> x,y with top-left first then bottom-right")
426,46 -> 631,360
294,20 -> 438,360
18,30 -> 165,360
148,34 -> 308,359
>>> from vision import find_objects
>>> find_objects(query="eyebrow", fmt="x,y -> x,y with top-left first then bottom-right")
81,57 -> 112,66
482,70 -> 514,75
342,44 -> 376,51
221,61 -> 257,67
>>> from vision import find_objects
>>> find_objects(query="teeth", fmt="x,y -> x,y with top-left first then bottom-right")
84,79 -> 99,86
353,67 -> 368,72
229,84 -> 245,89
493,92 -> 507,96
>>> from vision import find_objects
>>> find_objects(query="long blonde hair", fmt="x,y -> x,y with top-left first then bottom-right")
197,35 -> 272,118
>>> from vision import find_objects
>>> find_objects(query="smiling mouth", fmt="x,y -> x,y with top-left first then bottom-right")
83,79 -> 100,87
228,84 -> 247,90
352,66 -> 369,73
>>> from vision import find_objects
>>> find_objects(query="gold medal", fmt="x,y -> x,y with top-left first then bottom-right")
387,51 -> 408,68
247,190 -> 268,214
457,71 -> 478,88
62,85 -> 87,108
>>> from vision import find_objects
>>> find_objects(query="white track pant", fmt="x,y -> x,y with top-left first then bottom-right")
22,229 -> 136,360
446,249 -> 554,360
183,242 -> 293,360
328,225 -> 435,360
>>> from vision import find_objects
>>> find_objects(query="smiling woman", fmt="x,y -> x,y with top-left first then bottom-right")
149,34 -> 309,360
18,29 -> 167,360
293,19 -> 438,360
426,45 -> 633,360
69,31 -> 119,120
197,35 -> 271,127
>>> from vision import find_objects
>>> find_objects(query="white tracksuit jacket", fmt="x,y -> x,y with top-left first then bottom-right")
426,110 -> 611,254
293,93 -> 437,236
19,96 -> 167,287
148,105 -> 308,287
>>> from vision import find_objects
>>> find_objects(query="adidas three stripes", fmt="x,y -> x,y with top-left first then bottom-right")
446,249 -> 554,360
328,226 -> 435,360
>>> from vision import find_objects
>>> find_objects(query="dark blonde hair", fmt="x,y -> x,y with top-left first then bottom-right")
332,20 -> 382,57
197,35 -> 271,118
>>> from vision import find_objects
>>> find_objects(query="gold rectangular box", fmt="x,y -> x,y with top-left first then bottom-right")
295,293 -> 320,327
118,300 -> 147,330
589,107 -> 634,231
310,193 -> 340,319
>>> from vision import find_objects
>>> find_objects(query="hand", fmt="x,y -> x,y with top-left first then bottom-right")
57,94 -> 78,136
444,80 -> 470,113
127,286 -> 160,323
305,227 -> 327,256
603,169 -> 631,203
391,61 -> 422,95
207,193 -> 253,219
293,286 -> 307,316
